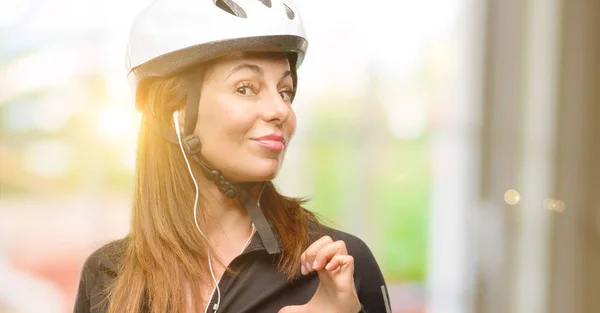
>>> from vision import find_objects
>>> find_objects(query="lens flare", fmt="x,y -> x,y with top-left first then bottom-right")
504,189 -> 521,205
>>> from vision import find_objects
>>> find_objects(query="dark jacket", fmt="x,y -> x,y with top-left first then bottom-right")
73,224 -> 391,313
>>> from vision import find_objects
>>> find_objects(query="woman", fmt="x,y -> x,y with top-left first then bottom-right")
74,1 -> 390,312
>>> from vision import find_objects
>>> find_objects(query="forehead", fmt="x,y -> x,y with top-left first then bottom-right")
205,53 -> 291,77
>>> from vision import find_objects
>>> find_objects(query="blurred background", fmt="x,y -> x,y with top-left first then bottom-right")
0,0 -> 598,312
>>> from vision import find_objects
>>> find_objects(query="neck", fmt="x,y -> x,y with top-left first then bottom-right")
199,176 -> 267,244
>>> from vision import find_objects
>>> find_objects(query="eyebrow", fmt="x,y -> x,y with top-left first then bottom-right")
279,70 -> 292,82
226,63 -> 293,82
226,64 -> 263,79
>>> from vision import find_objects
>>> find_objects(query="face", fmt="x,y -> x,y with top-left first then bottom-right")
192,55 -> 296,183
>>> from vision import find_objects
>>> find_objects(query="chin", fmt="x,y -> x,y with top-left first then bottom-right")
255,172 -> 278,181
244,159 -> 281,181
250,159 -> 281,181
253,164 -> 280,180
234,170 -> 277,183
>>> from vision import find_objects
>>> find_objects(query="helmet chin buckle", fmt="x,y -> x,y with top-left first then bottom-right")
213,171 -> 239,198
191,155 -> 240,199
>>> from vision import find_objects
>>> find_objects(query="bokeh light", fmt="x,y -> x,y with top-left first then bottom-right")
504,189 -> 521,205
544,198 -> 565,212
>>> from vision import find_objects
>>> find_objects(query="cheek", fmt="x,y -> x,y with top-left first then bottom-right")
223,103 -> 259,141
286,110 -> 297,138
196,94 -> 257,143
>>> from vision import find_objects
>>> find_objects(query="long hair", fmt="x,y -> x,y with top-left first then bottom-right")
106,55 -> 320,313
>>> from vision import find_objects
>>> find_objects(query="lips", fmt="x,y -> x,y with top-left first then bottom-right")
252,133 -> 286,150
254,133 -> 285,143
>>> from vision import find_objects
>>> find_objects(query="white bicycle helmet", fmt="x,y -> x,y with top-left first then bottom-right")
126,0 -> 308,93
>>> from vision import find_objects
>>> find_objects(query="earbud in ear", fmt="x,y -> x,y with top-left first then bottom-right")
173,111 -> 182,136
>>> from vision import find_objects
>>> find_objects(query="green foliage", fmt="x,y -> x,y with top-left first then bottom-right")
305,96 -> 431,283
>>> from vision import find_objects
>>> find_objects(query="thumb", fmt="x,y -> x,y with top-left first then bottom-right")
278,304 -> 307,313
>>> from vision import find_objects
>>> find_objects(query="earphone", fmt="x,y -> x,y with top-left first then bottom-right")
173,110 -> 221,313
173,111 -> 262,313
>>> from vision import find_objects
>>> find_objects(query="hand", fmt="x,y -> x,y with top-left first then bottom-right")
278,236 -> 362,313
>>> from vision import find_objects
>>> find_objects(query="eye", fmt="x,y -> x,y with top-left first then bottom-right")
236,83 -> 256,96
280,88 -> 294,101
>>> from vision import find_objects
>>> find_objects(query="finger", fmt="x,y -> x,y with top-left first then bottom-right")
312,240 -> 348,271
301,235 -> 333,273
318,255 -> 356,292
324,254 -> 354,273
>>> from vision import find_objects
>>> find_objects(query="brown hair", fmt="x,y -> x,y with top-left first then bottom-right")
106,53 -> 320,313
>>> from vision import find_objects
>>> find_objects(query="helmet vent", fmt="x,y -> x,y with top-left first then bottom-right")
214,0 -> 247,18
258,0 -> 272,8
283,3 -> 295,20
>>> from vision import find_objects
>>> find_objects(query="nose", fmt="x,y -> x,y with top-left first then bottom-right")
261,89 -> 292,125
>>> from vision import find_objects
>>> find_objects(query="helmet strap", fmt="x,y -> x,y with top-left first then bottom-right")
183,70 -> 202,137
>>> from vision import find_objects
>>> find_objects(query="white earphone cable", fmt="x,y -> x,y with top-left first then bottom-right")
172,111 -> 265,312
173,111 -> 221,313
